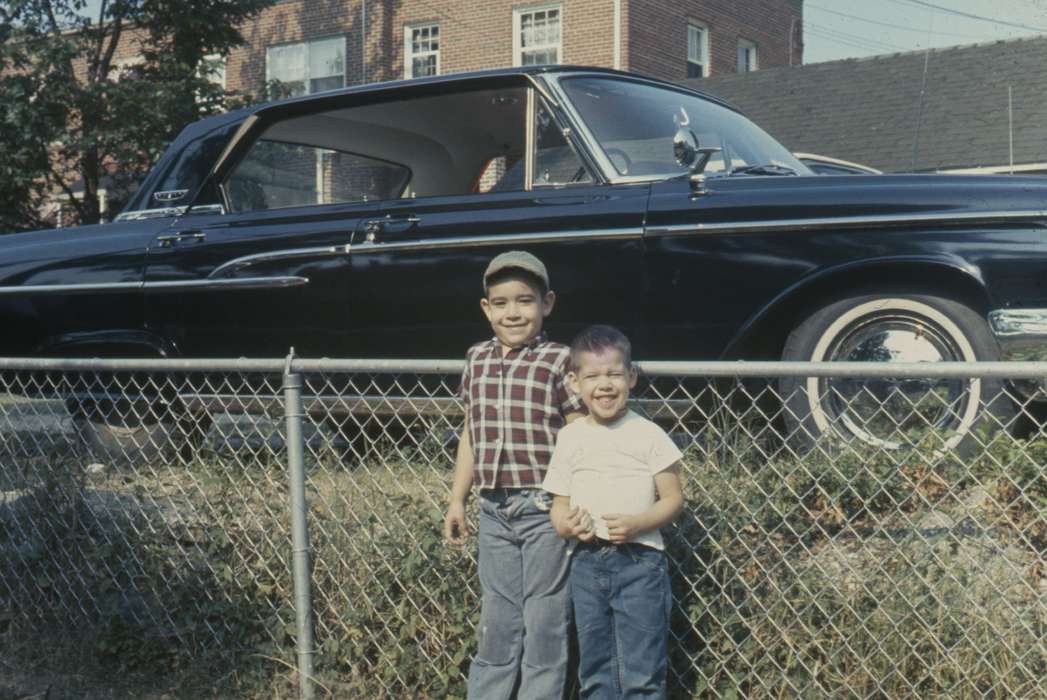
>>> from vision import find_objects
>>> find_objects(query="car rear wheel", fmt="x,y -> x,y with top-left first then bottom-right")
780,294 -> 1015,452
69,397 -> 212,464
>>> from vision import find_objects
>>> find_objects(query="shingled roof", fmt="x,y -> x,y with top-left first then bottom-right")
684,36 -> 1047,173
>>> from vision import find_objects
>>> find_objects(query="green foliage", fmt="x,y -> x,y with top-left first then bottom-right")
666,426 -> 1047,698
5,420 -> 1046,698
309,493 -> 477,698
0,0 -> 274,232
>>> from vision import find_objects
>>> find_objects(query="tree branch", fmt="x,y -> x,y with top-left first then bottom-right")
96,16 -> 123,85
88,0 -> 110,82
45,157 -> 87,223
43,0 -> 61,37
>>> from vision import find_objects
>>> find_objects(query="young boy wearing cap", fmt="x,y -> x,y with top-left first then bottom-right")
443,250 -> 586,699
543,325 -> 684,699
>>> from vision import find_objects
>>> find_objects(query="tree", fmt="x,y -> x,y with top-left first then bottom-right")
0,0 -> 273,232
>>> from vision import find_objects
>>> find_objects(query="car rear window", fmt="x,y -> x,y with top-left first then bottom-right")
225,140 -> 410,213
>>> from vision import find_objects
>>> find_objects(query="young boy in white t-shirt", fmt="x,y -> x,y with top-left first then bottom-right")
542,324 -> 684,699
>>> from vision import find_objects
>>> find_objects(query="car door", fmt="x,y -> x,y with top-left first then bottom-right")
643,176 -> 814,359
142,137 -> 387,358
0,217 -> 177,356
343,88 -> 649,357
550,73 -> 818,361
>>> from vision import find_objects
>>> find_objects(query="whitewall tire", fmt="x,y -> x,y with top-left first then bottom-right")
780,295 -> 1015,452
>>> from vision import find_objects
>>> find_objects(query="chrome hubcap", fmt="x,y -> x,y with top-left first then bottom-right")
821,313 -> 971,448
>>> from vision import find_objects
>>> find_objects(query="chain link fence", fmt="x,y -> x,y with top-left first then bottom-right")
2,356 -> 1046,698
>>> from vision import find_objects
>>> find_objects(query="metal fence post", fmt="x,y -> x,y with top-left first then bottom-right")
283,349 -> 316,700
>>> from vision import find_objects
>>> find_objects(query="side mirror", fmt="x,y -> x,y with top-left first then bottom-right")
673,127 -> 699,169
673,128 -> 721,176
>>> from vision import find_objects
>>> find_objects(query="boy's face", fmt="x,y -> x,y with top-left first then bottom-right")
480,277 -> 555,351
569,348 -> 637,425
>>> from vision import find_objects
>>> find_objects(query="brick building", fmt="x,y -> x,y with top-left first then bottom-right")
220,0 -> 803,97
37,0 -> 803,225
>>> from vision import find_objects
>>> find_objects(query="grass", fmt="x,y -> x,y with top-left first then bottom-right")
1,402 -> 1046,698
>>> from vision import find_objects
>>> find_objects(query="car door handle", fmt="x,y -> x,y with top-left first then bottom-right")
361,216 -> 420,242
156,230 -> 207,247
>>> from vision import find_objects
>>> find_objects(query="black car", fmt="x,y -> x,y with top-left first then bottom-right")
2,66 -> 1046,452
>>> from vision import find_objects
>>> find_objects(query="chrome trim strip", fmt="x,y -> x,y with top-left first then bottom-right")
114,206 -> 187,222
183,203 -> 226,217
115,202 -> 225,222
646,209 -> 1047,237
989,309 -> 1047,338
0,282 -> 143,295
349,227 -> 643,255
146,276 -> 309,292
210,244 -> 352,278
0,276 -> 308,295
988,309 -> 1047,397
153,189 -> 189,202
525,87 -> 535,190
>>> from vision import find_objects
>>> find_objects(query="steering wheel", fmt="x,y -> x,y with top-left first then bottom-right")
605,147 -> 633,176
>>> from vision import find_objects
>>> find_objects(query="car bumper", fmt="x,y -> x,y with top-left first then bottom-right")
989,309 -> 1047,400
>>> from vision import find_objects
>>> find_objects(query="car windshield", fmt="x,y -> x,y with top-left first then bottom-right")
559,76 -> 810,179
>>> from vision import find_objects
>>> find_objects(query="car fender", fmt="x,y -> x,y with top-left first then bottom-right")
722,254 -> 992,359
38,329 -> 177,358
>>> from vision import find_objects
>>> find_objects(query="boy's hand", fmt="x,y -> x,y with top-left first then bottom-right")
603,513 -> 642,544
443,501 -> 470,546
557,506 -> 595,541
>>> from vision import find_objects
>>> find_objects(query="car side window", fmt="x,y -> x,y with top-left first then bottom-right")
533,98 -> 592,187
223,85 -> 531,210
560,77 -> 806,178
226,141 -> 409,213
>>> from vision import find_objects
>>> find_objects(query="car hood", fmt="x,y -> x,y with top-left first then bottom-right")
652,173 -> 1047,228
0,219 -> 170,287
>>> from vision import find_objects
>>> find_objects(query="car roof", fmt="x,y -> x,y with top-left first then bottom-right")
129,66 -> 740,216
187,65 -> 737,133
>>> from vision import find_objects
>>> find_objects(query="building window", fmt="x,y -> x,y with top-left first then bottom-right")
109,55 -> 145,82
737,39 -> 758,73
266,36 -> 345,97
687,22 -> 709,78
514,5 -> 562,67
196,54 -> 227,106
200,54 -> 227,90
404,23 -> 440,78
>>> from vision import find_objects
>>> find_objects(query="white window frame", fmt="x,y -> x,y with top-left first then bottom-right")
51,187 -> 110,227
737,38 -> 758,73
687,21 -> 709,78
265,36 -> 347,96
404,22 -> 440,79
200,53 -> 227,90
513,4 -> 563,67
109,54 -> 145,82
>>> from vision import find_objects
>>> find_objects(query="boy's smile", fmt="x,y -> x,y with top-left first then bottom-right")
570,348 -> 637,425
481,278 -> 555,353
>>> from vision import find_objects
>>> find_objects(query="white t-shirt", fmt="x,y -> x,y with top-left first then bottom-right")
542,410 -> 682,550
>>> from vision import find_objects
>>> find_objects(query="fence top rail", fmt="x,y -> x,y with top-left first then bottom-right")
0,356 -> 1046,379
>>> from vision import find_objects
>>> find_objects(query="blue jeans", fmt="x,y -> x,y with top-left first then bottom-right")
571,542 -> 672,699
468,488 -> 571,700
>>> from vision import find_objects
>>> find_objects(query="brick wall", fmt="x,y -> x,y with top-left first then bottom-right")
227,0 -> 362,93
222,0 -> 802,95
627,0 -> 803,82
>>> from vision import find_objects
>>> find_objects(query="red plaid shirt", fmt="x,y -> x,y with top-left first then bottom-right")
461,333 -> 582,489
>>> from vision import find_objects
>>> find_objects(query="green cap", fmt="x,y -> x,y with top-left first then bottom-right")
483,250 -> 549,290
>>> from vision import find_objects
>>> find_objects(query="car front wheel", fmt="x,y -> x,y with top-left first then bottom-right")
779,294 -> 1015,452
